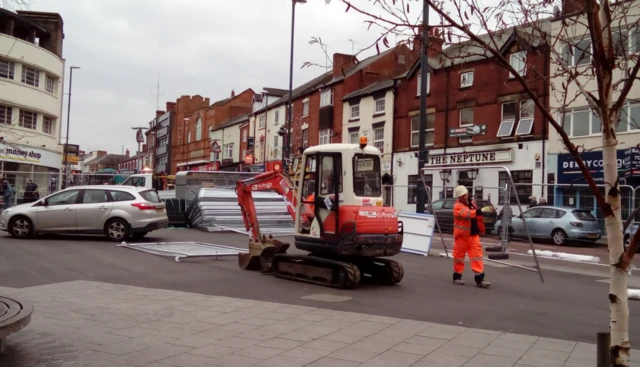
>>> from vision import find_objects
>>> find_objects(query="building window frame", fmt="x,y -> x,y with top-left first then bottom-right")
195,118 -> 202,141
0,105 -> 12,125
258,115 -> 266,129
459,108 -> 474,143
417,73 -> 431,95
515,99 -> 535,136
509,51 -> 527,77
43,116 -> 54,134
224,143 -> 234,160
408,174 -> 432,204
320,89 -> 333,107
0,59 -> 15,80
460,71 -> 474,88
21,65 -> 40,87
374,97 -> 385,114
319,128 -> 331,145
373,127 -> 384,153
499,170 -> 532,205
45,75 -> 56,94
497,102 -> 516,138
350,104 -> 360,119
410,113 -> 435,147
302,128 -> 309,149
349,131 -> 359,144
275,109 -> 280,123
19,110 -> 37,130
302,100 -> 309,117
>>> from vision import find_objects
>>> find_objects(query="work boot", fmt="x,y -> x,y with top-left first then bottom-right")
453,272 -> 464,285
475,273 -> 491,288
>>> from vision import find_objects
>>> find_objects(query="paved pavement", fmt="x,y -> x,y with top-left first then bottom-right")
2,280 -> 639,367
1,229 -> 639,345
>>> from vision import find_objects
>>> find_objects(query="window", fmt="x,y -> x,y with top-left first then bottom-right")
417,73 -> 431,95
213,152 -> 220,161
0,59 -> 14,79
224,144 -> 234,159
275,110 -> 280,123
47,190 -> 79,206
242,130 -> 247,143
19,110 -> 37,130
349,131 -> 359,144
509,51 -> 526,76
459,108 -> 474,143
21,65 -> 39,87
258,115 -> 266,129
43,116 -> 53,134
410,113 -> 435,147
242,149 -> 246,160
195,118 -> 202,141
108,191 -> 136,202
82,190 -> 108,204
373,128 -> 384,152
407,174 -> 432,204
375,98 -> 385,113
302,129 -> 309,148
617,102 -> 640,133
523,208 -> 542,219
45,75 -> 55,93
187,130 -> 191,143
350,104 -> 360,119
302,100 -> 309,116
460,71 -> 474,88
562,108 -> 600,137
563,39 -> 592,67
318,155 -> 342,196
353,154 -> 381,197
498,170 -> 532,205
273,134 -> 279,148
497,102 -> 516,138
319,128 -> 331,145
0,105 -> 12,125
515,100 -> 535,136
320,89 -> 333,107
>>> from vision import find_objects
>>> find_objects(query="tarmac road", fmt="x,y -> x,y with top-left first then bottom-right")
0,228 -> 638,344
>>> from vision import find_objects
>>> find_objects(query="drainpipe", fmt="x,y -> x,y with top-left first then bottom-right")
391,80 -> 398,206
442,67 -> 450,199
542,46 -> 550,199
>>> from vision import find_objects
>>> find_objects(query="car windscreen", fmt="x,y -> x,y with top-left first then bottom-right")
140,190 -> 162,203
352,154 -> 381,197
572,210 -> 597,221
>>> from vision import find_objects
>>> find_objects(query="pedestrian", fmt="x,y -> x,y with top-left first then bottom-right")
452,185 -> 491,288
1,177 -> 16,210
23,179 -> 39,203
528,196 -> 538,208
539,197 -> 547,205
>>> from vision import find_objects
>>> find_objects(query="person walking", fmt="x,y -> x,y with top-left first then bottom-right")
1,177 -> 16,210
528,196 -> 538,208
452,185 -> 491,288
23,179 -> 39,203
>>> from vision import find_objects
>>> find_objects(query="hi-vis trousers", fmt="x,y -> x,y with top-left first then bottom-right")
453,235 -> 484,274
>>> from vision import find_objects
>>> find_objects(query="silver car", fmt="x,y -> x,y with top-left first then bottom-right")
494,205 -> 602,246
0,185 -> 168,241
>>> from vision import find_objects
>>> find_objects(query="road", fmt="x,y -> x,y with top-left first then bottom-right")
0,228 -> 638,345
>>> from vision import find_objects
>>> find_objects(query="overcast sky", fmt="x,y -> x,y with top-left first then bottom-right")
15,0 -> 424,155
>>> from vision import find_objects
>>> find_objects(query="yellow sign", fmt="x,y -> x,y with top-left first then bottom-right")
64,155 -> 79,163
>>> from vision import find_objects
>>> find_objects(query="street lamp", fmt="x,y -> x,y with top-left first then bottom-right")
439,169 -> 451,183
64,66 -> 80,184
283,0 -> 307,173
467,168 -> 479,180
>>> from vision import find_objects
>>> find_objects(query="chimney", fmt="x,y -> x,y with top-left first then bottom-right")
156,110 -> 164,118
166,102 -> 176,112
231,90 -> 235,98
562,0 -> 584,15
413,27 -> 444,57
332,53 -> 358,77
126,149 -> 130,157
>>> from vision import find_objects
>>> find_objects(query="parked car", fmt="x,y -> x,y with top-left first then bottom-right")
624,222 -> 639,252
426,198 -> 497,234
494,206 -> 601,246
0,185 -> 168,241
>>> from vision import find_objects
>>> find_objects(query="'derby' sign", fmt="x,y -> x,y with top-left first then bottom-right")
426,149 -> 512,165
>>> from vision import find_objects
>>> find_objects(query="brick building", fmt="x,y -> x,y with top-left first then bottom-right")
392,26 -> 551,213
170,89 -> 254,173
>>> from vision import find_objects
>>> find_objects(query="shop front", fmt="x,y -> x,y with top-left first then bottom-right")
0,142 -> 63,204
392,142 -> 544,213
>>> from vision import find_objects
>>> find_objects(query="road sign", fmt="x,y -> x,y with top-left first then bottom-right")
210,141 -> 221,153
136,129 -> 145,143
448,124 -> 487,138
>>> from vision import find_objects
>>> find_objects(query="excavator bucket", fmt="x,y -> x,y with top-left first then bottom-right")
238,235 -> 290,272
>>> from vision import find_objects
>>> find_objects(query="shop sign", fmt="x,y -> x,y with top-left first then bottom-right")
448,124 -> 487,138
557,150 -> 625,184
64,155 -> 79,164
0,143 -> 62,169
623,147 -> 640,177
136,129 -> 145,143
426,149 -> 512,166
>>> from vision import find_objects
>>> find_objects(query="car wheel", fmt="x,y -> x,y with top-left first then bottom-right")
8,216 -> 33,239
105,219 -> 130,242
133,231 -> 148,239
552,229 -> 568,246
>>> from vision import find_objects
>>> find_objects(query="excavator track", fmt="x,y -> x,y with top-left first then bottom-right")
355,258 -> 404,285
271,254 -> 361,289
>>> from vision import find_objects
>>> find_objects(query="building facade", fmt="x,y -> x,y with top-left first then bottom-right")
249,88 -> 288,172
210,114 -> 249,172
0,8 -> 65,200
392,27 -> 550,213
154,103 -> 175,174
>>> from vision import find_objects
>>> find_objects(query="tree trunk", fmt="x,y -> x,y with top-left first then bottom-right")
603,131 -> 630,366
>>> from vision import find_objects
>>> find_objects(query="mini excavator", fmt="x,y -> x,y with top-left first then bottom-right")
236,137 -> 404,289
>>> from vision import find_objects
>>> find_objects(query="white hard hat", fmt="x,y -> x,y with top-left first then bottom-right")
455,185 -> 468,198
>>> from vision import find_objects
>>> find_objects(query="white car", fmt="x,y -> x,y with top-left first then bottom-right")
0,185 -> 168,241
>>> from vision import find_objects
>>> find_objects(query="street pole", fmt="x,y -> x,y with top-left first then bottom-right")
64,66 -> 80,188
416,0 -> 429,213
283,0 -> 306,173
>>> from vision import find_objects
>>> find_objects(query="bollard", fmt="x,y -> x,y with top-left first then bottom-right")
597,331 -> 611,367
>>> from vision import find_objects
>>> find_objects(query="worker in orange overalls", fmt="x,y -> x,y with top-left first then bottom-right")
452,185 -> 491,288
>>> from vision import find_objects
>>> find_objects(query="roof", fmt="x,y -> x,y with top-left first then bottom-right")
263,87 -> 288,97
343,79 -> 395,100
252,71 -> 333,115
0,8 -> 50,34
214,113 -> 250,131
253,94 -> 263,103
84,154 -> 127,166
324,47 -> 397,86
211,97 -> 232,107
305,143 -> 381,155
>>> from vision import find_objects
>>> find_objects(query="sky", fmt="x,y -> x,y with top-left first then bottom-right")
15,0 -> 423,155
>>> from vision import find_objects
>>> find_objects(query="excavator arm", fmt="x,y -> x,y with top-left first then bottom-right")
236,169 -> 298,272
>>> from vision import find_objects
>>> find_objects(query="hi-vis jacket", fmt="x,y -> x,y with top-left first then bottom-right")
453,201 -> 485,239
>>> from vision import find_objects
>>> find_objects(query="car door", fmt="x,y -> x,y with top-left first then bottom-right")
519,208 -> 542,238
75,189 -> 113,232
538,208 -> 560,237
35,189 -> 80,232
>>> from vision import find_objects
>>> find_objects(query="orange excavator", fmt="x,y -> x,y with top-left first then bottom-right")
236,137 -> 404,289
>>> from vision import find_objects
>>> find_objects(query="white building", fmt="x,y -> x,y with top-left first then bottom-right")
210,113 -> 248,171
0,9 -> 65,200
248,88 -> 287,172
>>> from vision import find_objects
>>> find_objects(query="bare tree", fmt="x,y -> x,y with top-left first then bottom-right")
327,0 -> 640,365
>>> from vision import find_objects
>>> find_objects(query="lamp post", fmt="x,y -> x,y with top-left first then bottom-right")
283,0 -> 307,173
64,66 -> 80,186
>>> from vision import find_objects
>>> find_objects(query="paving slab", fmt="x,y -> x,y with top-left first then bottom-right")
1,280 -> 639,367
